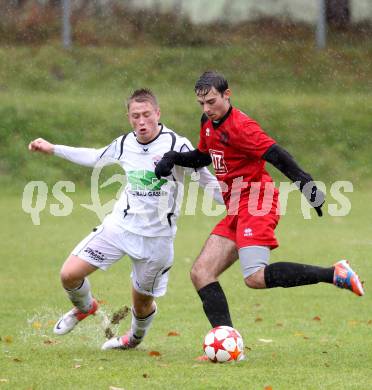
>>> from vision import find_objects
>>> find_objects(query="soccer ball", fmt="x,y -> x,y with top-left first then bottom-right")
203,326 -> 244,362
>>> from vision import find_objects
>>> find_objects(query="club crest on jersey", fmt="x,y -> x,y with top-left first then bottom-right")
243,228 -> 253,237
205,127 -> 210,136
219,131 -> 229,146
209,149 -> 228,175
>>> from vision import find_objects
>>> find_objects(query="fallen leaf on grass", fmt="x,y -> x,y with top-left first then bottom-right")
73,364 -> 82,369
43,339 -> 58,345
258,339 -> 272,343
13,358 -> 22,363
367,320 -> 372,325
98,299 -> 108,305
294,332 -> 304,337
348,320 -> 359,326
264,386 -> 273,390
167,331 -> 180,336
325,362 -> 330,367
3,336 -> 13,343
148,351 -> 161,357
303,336 -> 310,340
313,316 -> 321,321
255,317 -> 263,322
276,323 -> 283,327
109,387 -> 124,390
0,379 -> 9,383
142,373 -> 148,378
32,321 -> 42,329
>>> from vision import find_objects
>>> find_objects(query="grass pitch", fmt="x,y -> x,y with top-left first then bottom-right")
1,42 -> 371,389
1,187 -> 371,390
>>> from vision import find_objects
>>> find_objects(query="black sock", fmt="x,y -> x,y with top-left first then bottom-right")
264,262 -> 334,288
197,282 -> 233,328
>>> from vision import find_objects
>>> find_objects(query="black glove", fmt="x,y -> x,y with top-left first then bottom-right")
302,182 -> 325,217
155,151 -> 178,179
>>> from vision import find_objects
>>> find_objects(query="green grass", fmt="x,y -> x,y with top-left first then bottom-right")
1,186 -> 372,389
1,41 -> 371,388
0,44 -> 371,184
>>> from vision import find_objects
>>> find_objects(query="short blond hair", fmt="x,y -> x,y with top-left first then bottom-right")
127,88 -> 158,110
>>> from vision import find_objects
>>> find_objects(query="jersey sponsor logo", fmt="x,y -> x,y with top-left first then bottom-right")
209,149 -> 228,175
131,190 -> 166,197
127,170 -> 167,191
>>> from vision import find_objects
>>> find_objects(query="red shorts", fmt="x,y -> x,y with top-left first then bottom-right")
212,186 -> 280,249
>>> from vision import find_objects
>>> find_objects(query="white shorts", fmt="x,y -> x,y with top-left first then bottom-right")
71,224 -> 174,297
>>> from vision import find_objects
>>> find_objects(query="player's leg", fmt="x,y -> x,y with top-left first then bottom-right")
239,189 -> 364,295
60,255 -> 97,308
240,246 -> 334,288
190,234 -> 238,328
54,225 -> 124,335
240,247 -> 364,296
102,234 -> 173,350
54,255 -> 99,335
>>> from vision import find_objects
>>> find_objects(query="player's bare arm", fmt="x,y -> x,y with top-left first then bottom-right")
263,143 -> 325,216
28,138 -> 55,155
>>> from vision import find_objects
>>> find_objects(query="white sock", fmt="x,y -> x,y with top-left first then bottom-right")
131,302 -> 157,340
65,278 -> 93,312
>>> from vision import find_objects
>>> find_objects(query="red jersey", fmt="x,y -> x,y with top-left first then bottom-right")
198,106 -> 276,204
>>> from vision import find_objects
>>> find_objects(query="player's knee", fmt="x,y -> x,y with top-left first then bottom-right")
133,301 -> 155,318
60,269 -> 80,289
190,261 -> 209,285
244,268 -> 265,289
190,264 -> 200,285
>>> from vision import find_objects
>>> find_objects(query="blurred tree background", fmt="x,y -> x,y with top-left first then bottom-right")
1,0 -> 371,46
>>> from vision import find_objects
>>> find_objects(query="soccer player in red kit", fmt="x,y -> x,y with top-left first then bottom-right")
155,71 -> 364,330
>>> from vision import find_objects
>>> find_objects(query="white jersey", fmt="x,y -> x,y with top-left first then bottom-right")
54,124 -> 223,237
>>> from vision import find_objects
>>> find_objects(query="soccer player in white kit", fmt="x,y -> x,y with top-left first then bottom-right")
28,89 -> 223,350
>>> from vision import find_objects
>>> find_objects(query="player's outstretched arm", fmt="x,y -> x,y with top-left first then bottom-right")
155,149 -> 212,179
263,143 -> 325,217
28,138 -> 55,155
29,137 -> 112,168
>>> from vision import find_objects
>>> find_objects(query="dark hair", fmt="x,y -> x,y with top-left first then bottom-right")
194,71 -> 229,97
127,88 -> 158,109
